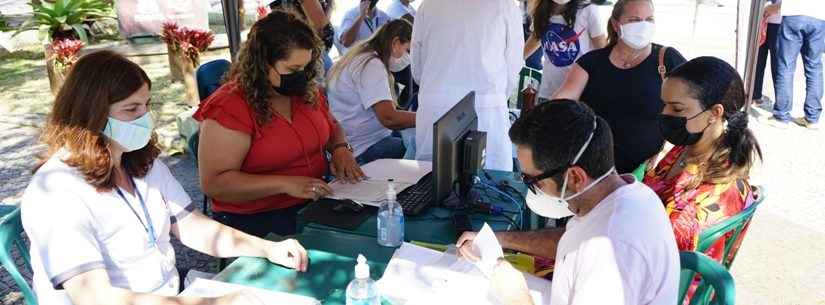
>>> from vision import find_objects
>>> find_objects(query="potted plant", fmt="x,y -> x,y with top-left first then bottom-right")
160,22 -> 215,106
14,0 -> 112,94
45,38 -> 84,95
16,0 -> 112,43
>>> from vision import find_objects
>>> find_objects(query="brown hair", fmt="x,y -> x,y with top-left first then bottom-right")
327,19 -> 412,100
530,0 -> 585,41
228,10 -> 324,126
606,0 -> 654,47
36,50 -> 160,192
665,56 -> 762,188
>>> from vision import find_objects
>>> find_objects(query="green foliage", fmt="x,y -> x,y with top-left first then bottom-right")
14,0 -> 114,43
0,11 -> 8,32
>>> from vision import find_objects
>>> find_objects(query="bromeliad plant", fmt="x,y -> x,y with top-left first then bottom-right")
15,0 -> 113,43
47,38 -> 84,72
160,22 -> 215,64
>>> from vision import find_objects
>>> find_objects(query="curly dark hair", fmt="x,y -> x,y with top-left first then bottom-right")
228,10 -> 324,126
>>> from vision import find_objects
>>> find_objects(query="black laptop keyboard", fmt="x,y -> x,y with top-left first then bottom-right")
397,172 -> 434,216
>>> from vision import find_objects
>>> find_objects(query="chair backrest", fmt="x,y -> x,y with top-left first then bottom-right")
0,206 -> 36,305
678,251 -> 735,305
196,59 -> 231,102
697,186 -> 766,269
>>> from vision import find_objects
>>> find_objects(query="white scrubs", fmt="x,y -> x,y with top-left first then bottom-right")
21,153 -> 194,305
411,0 -> 524,171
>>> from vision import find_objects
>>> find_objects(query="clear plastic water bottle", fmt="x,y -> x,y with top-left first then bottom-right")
346,254 -> 380,305
377,179 -> 404,247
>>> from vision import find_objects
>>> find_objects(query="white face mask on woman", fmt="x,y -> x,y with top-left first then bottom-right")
619,21 -> 656,50
388,53 -> 411,72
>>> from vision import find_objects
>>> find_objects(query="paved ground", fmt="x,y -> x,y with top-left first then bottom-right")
0,0 -> 824,304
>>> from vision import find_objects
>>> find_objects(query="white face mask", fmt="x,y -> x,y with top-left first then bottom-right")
103,112 -> 153,152
388,53 -> 411,72
619,21 -> 656,50
552,0 -> 571,4
524,118 -> 614,218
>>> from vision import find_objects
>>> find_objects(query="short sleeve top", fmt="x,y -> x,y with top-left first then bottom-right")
576,44 -> 687,173
193,82 -> 335,214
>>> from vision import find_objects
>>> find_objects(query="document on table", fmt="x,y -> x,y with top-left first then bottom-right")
326,159 -> 432,207
377,223 -> 551,305
179,278 -> 320,305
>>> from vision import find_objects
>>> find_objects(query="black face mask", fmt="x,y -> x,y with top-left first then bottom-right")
273,70 -> 308,97
658,110 -> 709,146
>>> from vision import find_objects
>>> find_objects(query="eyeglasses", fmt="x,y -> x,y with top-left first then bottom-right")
521,166 -> 567,195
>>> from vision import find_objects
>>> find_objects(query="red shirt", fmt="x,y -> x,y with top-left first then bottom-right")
193,81 -> 333,214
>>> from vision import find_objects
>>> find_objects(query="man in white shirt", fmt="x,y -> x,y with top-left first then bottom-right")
763,0 -> 825,129
457,100 -> 680,305
381,0 -> 416,21
411,0 -> 523,171
337,0 -> 391,54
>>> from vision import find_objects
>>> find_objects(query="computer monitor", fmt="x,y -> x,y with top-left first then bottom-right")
432,91 -> 479,206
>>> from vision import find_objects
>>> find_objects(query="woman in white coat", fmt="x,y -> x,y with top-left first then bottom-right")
411,0 -> 524,171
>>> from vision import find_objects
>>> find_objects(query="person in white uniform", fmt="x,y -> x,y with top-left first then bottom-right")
337,0 -> 392,54
523,0 -> 607,101
456,101 -> 679,305
381,0 -> 416,21
21,51 -> 309,305
328,19 -> 417,165
411,0 -> 524,171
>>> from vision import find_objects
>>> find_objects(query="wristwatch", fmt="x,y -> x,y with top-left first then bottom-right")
330,142 -> 353,153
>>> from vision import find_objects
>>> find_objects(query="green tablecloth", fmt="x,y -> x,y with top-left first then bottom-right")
297,170 -> 530,245
212,229 -> 396,305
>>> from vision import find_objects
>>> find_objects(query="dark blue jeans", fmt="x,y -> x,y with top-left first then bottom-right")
355,135 -> 406,165
772,16 -> 825,123
753,23 -> 780,100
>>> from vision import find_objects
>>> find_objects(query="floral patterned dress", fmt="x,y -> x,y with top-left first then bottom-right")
643,146 -> 754,262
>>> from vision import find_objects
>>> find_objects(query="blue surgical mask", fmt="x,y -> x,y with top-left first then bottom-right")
103,112 -> 153,152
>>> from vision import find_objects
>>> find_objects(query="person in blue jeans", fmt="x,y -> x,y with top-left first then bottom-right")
764,1 -> 825,129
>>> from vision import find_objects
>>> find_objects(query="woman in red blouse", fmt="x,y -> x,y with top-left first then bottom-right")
644,56 -> 762,262
195,11 -> 364,237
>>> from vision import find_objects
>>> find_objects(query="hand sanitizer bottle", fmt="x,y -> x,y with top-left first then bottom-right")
345,254 -> 380,305
377,179 -> 404,247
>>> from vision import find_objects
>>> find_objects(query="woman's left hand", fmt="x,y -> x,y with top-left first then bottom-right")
265,239 -> 308,272
331,149 -> 365,183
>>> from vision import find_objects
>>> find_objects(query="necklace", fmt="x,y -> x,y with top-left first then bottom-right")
615,48 -> 648,68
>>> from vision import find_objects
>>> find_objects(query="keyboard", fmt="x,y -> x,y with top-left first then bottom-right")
397,172 -> 434,216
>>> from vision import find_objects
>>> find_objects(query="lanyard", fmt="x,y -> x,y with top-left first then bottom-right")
115,176 -> 158,247
364,17 -> 375,33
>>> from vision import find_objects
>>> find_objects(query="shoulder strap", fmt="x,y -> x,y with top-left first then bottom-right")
658,45 -> 669,81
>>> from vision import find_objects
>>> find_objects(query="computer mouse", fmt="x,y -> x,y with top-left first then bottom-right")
332,199 -> 364,213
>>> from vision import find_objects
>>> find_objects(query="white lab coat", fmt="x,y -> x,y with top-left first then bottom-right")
411,0 -> 524,171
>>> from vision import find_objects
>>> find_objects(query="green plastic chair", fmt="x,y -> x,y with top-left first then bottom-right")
0,206 -> 36,305
516,66 -> 542,109
632,163 -> 647,182
678,251 -> 735,305
696,186 -> 766,269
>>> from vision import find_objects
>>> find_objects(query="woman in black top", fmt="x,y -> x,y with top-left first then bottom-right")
555,0 -> 687,174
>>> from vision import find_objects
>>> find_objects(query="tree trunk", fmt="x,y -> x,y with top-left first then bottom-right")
167,45 -> 184,81
44,47 -> 66,96
180,54 -> 200,106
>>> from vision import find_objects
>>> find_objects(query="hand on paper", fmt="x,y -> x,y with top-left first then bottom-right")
330,149 -> 366,183
283,176 -> 332,200
456,231 -> 481,262
491,259 -> 534,305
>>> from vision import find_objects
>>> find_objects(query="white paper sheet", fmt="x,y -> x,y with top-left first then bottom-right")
377,242 -> 551,305
327,159 -> 432,206
472,223 -> 505,277
179,278 -> 320,305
